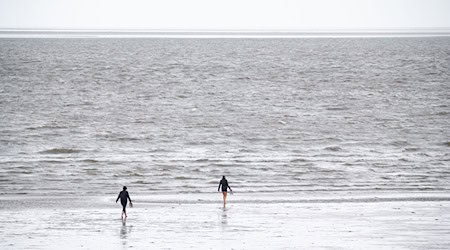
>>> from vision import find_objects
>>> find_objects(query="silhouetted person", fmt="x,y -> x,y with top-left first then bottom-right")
116,186 -> 132,219
218,176 -> 232,207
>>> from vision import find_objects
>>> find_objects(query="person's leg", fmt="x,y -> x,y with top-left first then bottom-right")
122,203 -> 127,218
223,192 -> 227,207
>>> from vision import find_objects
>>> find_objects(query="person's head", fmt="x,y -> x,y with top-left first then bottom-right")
123,186 -> 127,191
222,176 -> 226,179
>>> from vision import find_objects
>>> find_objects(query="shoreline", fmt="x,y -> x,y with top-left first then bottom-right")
2,192 -> 450,211
2,191 -> 450,200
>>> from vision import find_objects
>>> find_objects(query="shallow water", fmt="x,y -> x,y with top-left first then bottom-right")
0,38 -> 449,196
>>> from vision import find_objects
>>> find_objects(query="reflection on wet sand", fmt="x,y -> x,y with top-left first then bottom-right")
120,218 -> 132,247
220,207 -> 228,231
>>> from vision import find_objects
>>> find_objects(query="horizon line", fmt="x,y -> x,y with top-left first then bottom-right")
1,27 -> 450,32
1,28 -> 450,38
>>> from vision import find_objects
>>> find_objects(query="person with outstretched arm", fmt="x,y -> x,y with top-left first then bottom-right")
116,186 -> 132,219
218,176 -> 232,207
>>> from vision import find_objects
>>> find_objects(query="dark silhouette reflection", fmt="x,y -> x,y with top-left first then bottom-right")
220,207 -> 228,230
120,220 -> 127,239
120,218 -> 133,248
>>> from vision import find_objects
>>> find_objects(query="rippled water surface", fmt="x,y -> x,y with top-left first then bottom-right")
0,38 -> 449,196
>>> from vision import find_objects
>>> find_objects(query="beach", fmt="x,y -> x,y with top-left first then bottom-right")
0,37 -> 449,249
1,0 -> 450,246
1,193 -> 449,249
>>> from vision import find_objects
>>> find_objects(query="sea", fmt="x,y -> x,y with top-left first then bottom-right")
0,37 -> 449,198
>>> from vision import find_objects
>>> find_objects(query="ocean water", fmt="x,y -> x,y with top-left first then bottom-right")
0,38 -> 449,197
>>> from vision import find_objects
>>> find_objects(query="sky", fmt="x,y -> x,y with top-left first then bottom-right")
0,0 -> 449,30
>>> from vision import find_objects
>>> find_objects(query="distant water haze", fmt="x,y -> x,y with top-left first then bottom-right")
0,37 -> 449,197
1,28 -> 450,38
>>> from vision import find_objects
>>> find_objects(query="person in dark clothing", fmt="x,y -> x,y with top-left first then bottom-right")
218,176 -> 232,207
116,186 -> 132,219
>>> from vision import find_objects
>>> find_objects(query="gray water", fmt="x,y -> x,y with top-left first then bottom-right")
0,38 -> 449,197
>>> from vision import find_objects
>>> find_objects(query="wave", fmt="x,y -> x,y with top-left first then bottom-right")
433,111 -> 448,116
324,146 -> 342,152
115,137 -> 142,141
134,119 -> 156,124
148,148 -> 173,153
290,158 -> 308,163
26,125 -> 69,130
39,148 -> 83,154
94,133 -> 145,141
174,176 -> 195,180
132,180 -> 160,185
325,106 -> 349,111
389,140 -> 410,147
80,159 -> 100,163
194,158 -> 210,162
403,147 -> 420,152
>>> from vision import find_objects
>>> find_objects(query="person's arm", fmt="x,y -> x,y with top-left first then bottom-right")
228,184 -> 232,192
218,181 -> 222,192
116,192 -> 120,203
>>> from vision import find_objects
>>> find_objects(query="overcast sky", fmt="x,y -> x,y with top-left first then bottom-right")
0,0 -> 449,30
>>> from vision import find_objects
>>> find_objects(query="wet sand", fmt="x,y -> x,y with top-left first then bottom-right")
1,194 -> 449,249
